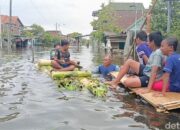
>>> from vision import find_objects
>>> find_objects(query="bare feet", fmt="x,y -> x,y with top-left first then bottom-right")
105,80 -> 119,89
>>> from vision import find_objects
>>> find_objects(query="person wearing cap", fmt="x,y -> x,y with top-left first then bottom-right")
51,40 -> 77,71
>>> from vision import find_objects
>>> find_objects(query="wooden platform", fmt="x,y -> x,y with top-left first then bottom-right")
110,72 -> 180,113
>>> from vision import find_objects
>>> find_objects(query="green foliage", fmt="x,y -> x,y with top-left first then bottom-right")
42,32 -> 52,46
22,24 -> 61,46
31,24 -> 45,36
42,32 -> 61,46
151,0 -> 180,38
22,30 -> 33,38
151,0 -> 167,34
68,32 -> 82,38
91,3 -> 122,42
22,24 -> 44,38
170,1 -> 180,39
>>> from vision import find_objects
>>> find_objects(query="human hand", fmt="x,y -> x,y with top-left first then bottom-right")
136,88 -> 151,95
146,13 -> 152,20
153,92 -> 165,97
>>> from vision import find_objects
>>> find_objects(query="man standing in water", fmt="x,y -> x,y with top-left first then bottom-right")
93,54 -> 119,80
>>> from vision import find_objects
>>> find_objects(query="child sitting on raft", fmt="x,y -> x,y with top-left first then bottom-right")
51,40 -> 79,71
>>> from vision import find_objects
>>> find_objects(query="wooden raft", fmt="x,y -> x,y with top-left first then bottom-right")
110,72 -> 180,112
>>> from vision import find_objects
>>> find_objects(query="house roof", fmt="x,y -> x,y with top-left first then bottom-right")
46,30 -> 62,36
0,15 -> 24,26
126,16 -> 146,31
109,2 -> 145,11
115,10 -> 144,31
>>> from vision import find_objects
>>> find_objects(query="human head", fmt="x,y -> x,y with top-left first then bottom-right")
161,37 -> 178,56
103,54 -> 112,67
135,31 -> 147,45
54,43 -> 61,49
61,39 -> 70,51
147,31 -> 163,50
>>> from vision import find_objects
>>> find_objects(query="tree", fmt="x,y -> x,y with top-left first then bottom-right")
170,1 -> 180,38
30,24 -> 45,36
151,0 -> 180,38
151,0 -> 167,34
91,3 -> 121,42
68,32 -> 82,39
42,32 -> 52,46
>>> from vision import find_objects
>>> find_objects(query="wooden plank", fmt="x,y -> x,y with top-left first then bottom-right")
110,71 -> 180,112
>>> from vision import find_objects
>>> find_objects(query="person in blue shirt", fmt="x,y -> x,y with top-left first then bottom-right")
106,32 -> 164,89
93,54 -> 119,80
159,37 -> 180,96
135,31 -> 152,65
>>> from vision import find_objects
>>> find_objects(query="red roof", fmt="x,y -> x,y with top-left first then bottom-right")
0,15 -> 23,26
115,10 -> 144,31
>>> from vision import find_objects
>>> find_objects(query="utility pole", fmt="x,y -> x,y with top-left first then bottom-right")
167,0 -> 172,33
55,23 -> 58,31
8,0 -> 12,52
0,6 -> 2,49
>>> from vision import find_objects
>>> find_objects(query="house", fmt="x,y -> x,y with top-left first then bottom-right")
0,15 -> 24,48
46,30 -> 62,37
0,15 -> 24,39
92,2 -> 146,50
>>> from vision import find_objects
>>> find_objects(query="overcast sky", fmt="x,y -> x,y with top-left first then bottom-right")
1,0 -> 151,35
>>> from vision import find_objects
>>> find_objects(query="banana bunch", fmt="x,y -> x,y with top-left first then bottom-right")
57,78 -> 83,91
80,78 -> 108,97
56,77 -> 108,97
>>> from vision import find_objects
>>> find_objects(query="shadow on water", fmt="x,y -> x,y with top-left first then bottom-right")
0,45 -> 179,130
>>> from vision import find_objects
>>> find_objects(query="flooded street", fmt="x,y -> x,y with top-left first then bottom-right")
0,45 -> 179,130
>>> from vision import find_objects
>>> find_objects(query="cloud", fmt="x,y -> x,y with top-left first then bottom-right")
1,0 -> 151,35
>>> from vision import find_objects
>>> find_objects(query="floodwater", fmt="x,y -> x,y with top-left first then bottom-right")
0,44 -> 179,130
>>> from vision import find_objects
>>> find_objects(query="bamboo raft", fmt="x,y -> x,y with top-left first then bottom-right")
111,72 -> 180,113
37,59 -> 108,97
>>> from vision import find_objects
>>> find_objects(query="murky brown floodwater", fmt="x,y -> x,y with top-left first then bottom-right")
0,44 -> 179,130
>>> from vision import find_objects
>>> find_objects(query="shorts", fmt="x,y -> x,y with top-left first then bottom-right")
59,63 -> 70,68
138,64 -> 149,87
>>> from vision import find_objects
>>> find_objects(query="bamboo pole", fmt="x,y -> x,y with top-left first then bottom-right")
0,7 -> 2,49
126,0 -> 157,61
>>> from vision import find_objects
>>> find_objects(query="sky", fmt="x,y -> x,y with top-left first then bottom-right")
1,0 -> 151,35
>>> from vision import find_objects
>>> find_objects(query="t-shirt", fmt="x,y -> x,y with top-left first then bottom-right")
163,53 -> 180,92
94,64 -> 119,77
50,48 -> 60,60
50,49 -> 70,67
136,43 -> 152,65
143,49 -> 164,79
60,51 -> 70,62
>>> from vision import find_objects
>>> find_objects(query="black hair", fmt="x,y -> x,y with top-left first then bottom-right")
54,42 -> 61,48
61,39 -> 69,46
136,31 -> 147,41
166,37 -> 178,51
148,31 -> 163,47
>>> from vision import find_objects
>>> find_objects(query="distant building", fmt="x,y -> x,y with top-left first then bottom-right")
0,15 -> 24,38
0,15 -> 24,47
92,2 -> 146,50
46,30 -> 62,37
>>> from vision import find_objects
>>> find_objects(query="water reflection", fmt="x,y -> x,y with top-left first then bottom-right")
0,45 -> 179,130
